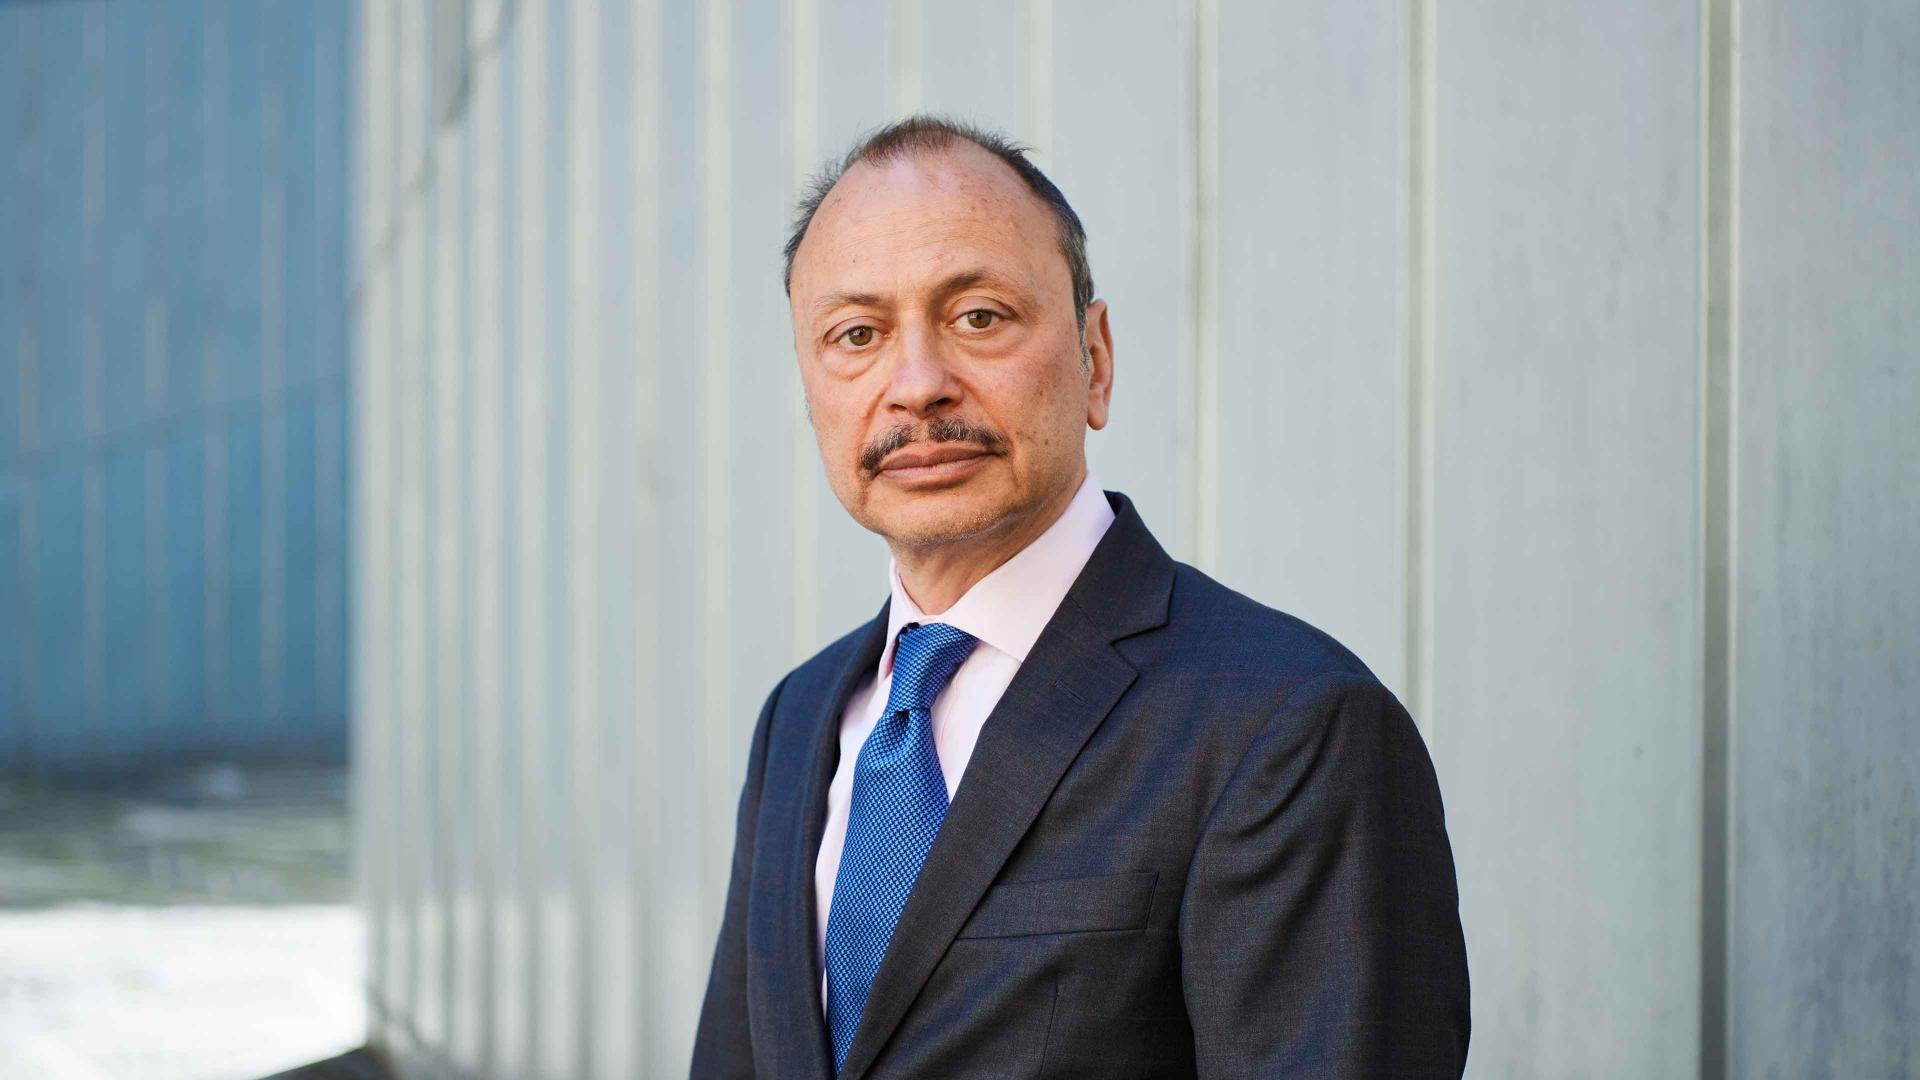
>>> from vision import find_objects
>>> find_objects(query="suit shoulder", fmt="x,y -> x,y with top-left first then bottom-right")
1150,562 -> 1380,685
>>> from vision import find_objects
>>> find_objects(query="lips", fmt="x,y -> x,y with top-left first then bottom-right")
878,444 -> 993,472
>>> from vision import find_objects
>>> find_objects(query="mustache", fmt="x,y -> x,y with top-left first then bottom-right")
859,416 -> 1009,477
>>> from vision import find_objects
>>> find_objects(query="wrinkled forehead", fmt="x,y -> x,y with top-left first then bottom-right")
789,145 -> 1064,306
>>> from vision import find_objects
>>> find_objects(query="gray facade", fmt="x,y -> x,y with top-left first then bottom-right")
2,1 -> 355,776
352,1 -> 1918,1076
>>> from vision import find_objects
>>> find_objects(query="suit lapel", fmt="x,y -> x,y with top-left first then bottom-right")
760,602 -> 889,1080
836,492 -> 1175,1080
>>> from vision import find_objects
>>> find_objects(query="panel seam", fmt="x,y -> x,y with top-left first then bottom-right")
1699,0 -> 1740,1074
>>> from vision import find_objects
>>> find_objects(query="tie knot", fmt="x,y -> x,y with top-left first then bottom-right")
886,622 -> 979,714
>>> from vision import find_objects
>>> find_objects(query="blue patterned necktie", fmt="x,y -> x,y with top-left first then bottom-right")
823,621 -> 979,1072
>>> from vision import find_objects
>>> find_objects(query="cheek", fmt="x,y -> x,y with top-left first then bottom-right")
1012,361 -> 1085,435
802,381 -> 864,459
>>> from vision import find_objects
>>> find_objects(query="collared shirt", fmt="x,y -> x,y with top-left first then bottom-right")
814,470 -> 1117,995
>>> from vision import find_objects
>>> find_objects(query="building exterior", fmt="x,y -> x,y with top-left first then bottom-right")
2,1 -> 354,777
352,1 -> 1917,1077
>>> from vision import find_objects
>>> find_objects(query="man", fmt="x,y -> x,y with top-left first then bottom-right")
693,115 -> 1469,1079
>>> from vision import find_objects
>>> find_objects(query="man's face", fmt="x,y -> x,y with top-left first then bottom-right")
787,143 -> 1114,550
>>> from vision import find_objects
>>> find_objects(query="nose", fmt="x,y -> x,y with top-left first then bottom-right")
884,322 -> 962,419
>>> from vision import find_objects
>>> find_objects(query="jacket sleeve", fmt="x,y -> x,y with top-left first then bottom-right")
690,673 -> 788,1079
1179,672 -> 1471,1078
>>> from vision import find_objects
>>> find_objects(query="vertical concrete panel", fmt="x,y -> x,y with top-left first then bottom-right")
719,0 -> 793,928
257,0 -> 291,737
624,1 -> 669,1070
1049,0 -> 1192,559
0,476 -> 18,771
219,1 -> 264,409
158,4 -> 211,739
432,115 -> 477,1069
398,0 -> 431,201
361,1 -> 396,274
282,0 -> 320,391
1427,4 -> 1704,1076
344,213 -> 385,1076
30,5 -> 83,454
316,0 -> 353,740
463,18 -> 509,1079
811,0 -> 890,164
160,5 -> 209,421
412,4 -> 454,1055
224,409 -> 265,740
508,4 -> 564,1073
391,38 -> 432,1040
353,0 -> 397,1048
648,0 -> 729,1060
32,465 -> 85,767
97,8 -> 150,757
283,391 -> 321,730
535,6 -> 580,1073
1728,4 -> 1920,1075
315,388 -> 349,740
159,427 -> 206,733
275,0 -> 320,740
0,6 -> 20,769
102,445 -> 146,758
581,3 -> 643,1076
100,2 -> 148,436
80,2 -> 107,769
647,0 -> 716,1069
724,0 -> 792,794
777,0 -> 816,662
560,4 -> 604,1073
11,11 -> 41,771
1211,0 -> 1407,689
354,250 -> 396,1047
210,0 -> 263,752
280,393 -> 318,730
139,2 -> 171,761
492,18 -> 534,1076
0,2 -> 18,465
918,0 -> 1027,131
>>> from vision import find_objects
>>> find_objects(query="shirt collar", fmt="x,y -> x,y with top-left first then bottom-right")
878,470 -> 1117,677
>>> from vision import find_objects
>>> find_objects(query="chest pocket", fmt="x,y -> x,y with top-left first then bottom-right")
954,869 -> 1159,939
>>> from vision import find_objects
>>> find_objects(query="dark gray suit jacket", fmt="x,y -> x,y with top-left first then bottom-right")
693,491 -> 1469,1078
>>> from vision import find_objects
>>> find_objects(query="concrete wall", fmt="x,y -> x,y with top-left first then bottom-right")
1728,2 -> 1920,1073
1,0 -> 354,777
351,1 -> 1919,1076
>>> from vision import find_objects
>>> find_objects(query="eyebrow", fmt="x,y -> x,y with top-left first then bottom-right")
810,290 -> 886,316
808,269 -> 1029,319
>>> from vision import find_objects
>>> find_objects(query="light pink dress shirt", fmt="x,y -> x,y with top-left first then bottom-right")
813,470 -> 1117,996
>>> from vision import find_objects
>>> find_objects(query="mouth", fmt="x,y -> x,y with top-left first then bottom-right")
874,444 -> 996,488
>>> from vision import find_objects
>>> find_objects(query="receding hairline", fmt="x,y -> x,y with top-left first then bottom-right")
791,139 -> 1046,273
793,149 -> 1064,288
781,114 -> 1095,332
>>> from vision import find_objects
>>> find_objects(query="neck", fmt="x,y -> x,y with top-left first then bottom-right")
891,469 -> 1084,615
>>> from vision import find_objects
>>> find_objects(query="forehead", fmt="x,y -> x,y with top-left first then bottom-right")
791,143 -> 1064,301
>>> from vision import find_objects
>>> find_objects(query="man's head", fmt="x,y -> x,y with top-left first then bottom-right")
785,115 -> 1115,553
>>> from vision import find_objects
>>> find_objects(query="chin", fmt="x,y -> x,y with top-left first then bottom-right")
863,483 -> 1018,549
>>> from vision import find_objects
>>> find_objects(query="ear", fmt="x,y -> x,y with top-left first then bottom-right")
1082,299 -> 1115,431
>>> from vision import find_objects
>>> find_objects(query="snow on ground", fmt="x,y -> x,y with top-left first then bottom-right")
0,902 -> 363,1080
0,768 -> 362,1078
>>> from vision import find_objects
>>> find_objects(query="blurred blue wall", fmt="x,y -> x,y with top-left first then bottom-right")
1,1 -> 354,777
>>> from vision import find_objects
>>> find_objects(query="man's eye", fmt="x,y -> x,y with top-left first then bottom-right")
842,326 -> 876,347
961,310 -> 999,330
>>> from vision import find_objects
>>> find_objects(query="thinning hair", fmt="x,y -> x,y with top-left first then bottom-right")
781,114 -> 1095,333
